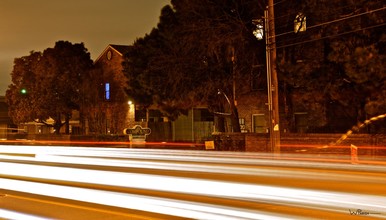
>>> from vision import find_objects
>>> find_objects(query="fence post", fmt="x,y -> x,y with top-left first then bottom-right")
351,144 -> 358,164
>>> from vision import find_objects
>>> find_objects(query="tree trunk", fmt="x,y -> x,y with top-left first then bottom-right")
213,100 -> 241,133
51,113 -> 66,134
215,116 -> 226,132
230,104 -> 241,132
53,118 -> 62,134
65,114 -> 70,134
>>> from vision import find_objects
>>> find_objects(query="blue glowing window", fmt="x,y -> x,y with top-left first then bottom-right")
105,83 -> 110,100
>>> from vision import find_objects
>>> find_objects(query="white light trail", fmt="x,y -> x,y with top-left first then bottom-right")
2,145 -> 386,171
31,154 -> 386,186
1,145 -> 386,187
0,178 -> 297,220
0,208 -> 52,220
0,161 -> 385,214
1,145 -> 386,219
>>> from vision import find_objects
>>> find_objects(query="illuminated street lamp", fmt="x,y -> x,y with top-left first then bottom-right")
252,19 -> 264,40
127,100 -> 134,128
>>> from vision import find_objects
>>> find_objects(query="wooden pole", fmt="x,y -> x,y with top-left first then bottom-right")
267,0 -> 281,154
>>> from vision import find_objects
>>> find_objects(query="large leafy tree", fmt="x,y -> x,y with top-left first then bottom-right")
6,41 -> 93,134
277,0 -> 385,132
124,0 -> 266,133
6,51 -> 43,123
325,0 -> 386,118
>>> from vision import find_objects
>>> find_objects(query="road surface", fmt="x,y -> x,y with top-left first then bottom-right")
1,145 -> 386,219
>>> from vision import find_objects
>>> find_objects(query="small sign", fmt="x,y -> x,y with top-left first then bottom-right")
124,125 -> 151,136
205,141 -> 215,150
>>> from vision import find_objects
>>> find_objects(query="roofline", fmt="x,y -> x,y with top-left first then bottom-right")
94,44 -> 128,64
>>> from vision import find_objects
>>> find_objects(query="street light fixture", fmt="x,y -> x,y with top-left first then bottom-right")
215,89 -> 232,116
252,19 -> 264,40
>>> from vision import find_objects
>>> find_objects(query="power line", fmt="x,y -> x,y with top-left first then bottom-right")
275,22 -> 386,49
274,5 -> 386,39
270,0 -> 369,29
273,3 -> 363,32
273,0 -> 290,6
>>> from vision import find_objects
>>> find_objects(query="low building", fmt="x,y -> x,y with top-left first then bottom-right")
0,96 -> 19,139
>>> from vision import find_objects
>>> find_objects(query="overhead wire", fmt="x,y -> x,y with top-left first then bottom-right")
275,5 -> 386,39
275,22 -> 386,49
272,2 -> 374,32
271,5 -> 386,49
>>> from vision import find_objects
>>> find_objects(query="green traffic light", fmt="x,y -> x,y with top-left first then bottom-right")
20,88 -> 27,94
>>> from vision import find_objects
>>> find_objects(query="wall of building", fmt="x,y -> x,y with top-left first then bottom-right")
245,133 -> 386,157
237,91 -> 270,133
0,96 -> 15,139
93,46 -> 130,134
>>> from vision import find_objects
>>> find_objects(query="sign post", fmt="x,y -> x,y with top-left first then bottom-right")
123,125 -> 151,146
351,144 -> 358,164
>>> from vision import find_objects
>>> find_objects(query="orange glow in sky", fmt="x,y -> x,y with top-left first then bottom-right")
0,0 -> 170,95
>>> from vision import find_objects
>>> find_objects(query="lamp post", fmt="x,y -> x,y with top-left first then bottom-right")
215,89 -> 240,133
127,100 -> 134,128
218,89 -> 231,110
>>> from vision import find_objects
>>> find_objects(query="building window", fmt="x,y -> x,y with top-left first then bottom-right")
194,108 -> 214,122
105,83 -> 110,100
148,109 -> 165,122
252,114 -> 266,133
107,50 -> 112,60
294,13 -> 306,33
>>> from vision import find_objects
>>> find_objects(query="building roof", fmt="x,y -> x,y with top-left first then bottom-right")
94,44 -> 131,63
110,44 -> 132,55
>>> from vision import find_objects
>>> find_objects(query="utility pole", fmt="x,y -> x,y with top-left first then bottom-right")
265,0 -> 281,154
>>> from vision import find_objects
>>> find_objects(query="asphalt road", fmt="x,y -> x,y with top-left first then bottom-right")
1,145 -> 386,219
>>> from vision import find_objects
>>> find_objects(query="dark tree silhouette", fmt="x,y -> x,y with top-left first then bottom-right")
6,41 -> 93,134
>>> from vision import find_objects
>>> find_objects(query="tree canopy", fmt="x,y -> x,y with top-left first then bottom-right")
6,41 -> 93,133
123,0 -> 265,132
122,0 -> 385,133
276,0 -> 385,132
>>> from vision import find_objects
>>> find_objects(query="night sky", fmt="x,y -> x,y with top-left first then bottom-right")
0,0 -> 170,95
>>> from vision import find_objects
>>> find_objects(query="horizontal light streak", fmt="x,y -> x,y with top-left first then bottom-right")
0,151 -> 385,196
0,178 -> 297,220
0,208 -> 51,220
0,161 -> 385,215
280,144 -> 385,149
0,140 -> 204,147
30,154 -> 386,187
2,144 -> 386,168
2,140 -> 384,150
1,145 -> 386,218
